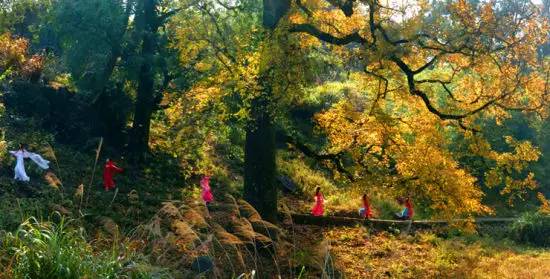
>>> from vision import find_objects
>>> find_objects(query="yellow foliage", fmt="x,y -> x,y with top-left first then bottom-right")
395,132 -> 492,218
537,192 -> 550,215
0,33 -> 42,80
162,1 -> 549,219
296,227 -> 550,278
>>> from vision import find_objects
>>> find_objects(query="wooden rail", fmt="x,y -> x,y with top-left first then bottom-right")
286,214 -> 517,230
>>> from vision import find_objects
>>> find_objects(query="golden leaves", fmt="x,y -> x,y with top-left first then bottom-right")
394,132 -> 490,218
477,136 -> 541,203
537,192 -> 550,215
0,33 -> 42,80
189,85 -> 223,111
312,76 -> 491,218
0,33 -> 28,65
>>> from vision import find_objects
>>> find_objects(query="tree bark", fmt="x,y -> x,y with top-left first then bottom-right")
129,0 -> 157,159
244,92 -> 277,221
243,0 -> 290,222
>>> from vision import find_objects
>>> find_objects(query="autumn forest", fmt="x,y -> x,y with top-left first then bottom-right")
0,0 -> 549,278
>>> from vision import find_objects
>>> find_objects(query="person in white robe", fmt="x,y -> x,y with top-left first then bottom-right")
9,144 -> 50,182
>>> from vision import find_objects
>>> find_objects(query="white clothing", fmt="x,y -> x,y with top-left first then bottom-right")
28,153 -> 50,169
10,150 -> 30,181
9,149 -> 50,182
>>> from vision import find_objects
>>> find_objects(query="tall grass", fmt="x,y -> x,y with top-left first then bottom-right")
277,156 -> 336,195
0,216 -> 154,279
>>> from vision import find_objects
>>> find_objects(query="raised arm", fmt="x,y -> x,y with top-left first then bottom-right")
111,163 -> 124,173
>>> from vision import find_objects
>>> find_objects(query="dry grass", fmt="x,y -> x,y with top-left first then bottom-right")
289,225 -> 550,279
472,252 -> 550,279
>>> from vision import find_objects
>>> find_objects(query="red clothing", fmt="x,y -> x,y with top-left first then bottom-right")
405,199 -> 414,219
311,193 -> 324,216
362,199 -> 373,219
103,160 -> 123,191
200,176 -> 213,203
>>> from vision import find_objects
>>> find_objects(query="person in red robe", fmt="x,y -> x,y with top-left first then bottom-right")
395,196 -> 414,220
359,194 -> 373,219
200,175 -> 214,204
311,187 -> 324,216
103,158 -> 123,191
404,197 -> 414,219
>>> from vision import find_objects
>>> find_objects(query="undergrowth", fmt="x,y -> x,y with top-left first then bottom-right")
510,212 -> 550,247
0,216 -> 159,278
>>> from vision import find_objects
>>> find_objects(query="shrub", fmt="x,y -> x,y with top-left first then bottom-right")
0,217 -> 154,279
509,212 -> 550,247
277,156 -> 336,195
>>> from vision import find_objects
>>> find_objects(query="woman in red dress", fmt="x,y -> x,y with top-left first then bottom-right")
311,186 -> 324,216
200,175 -> 214,204
359,194 -> 373,219
103,159 -> 123,191
395,196 -> 414,220
404,197 -> 414,219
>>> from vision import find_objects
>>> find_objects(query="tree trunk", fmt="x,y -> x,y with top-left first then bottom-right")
244,91 -> 277,221
92,1 -> 133,147
243,0 -> 290,222
129,0 -> 157,159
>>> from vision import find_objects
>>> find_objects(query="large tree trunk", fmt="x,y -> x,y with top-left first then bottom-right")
244,91 -> 277,221
243,0 -> 290,222
129,0 -> 157,159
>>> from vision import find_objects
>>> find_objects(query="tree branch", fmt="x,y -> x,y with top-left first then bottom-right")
285,135 -> 355,181
326,0 -> 355,17
412,54 -> 440,74
416,79 -> 462,103
457,119 -> 480,134
157,8 -> 183,27
289,24 -> 366,45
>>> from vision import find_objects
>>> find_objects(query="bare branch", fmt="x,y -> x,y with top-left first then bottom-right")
157,8 -> 183,27
326,0 -> 355,17
289,24 -> 366,45
416,79 -> 463,103
285,135 -> 356,181
457,120 -> 480,134
412,54 -> 440,74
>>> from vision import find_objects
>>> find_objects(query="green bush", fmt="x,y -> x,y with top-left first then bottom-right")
509,212 -> 550,247
277,155 -> 336,195
0,217 -> 154,279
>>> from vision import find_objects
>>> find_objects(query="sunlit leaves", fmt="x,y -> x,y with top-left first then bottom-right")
537,192 -> 550,215
0,33 -> 42,82
164,0 -> 549,218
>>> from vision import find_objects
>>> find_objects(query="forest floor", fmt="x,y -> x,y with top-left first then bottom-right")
288,224 -> 550,279
279,194 -> 550,278
1,162 -> 549,278
0,124 -> 548,278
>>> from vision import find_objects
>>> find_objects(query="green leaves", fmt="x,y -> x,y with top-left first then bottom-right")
53,0 -> 128,88
1,217 -> 155,278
